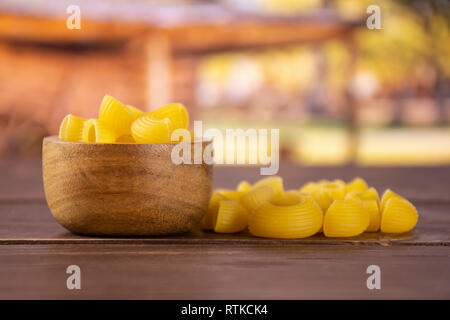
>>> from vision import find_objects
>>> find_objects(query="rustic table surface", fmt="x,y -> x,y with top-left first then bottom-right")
0,157 -> 449,299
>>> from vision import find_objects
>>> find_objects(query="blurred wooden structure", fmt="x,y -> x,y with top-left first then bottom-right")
0,0 -> 362,153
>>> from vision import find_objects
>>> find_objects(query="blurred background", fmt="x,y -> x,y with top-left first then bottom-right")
0,0 -> 449,165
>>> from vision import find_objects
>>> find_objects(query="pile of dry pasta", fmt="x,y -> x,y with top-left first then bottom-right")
58,95 -> 189,143
58,95 -> 418,239
204,177 -> 419,238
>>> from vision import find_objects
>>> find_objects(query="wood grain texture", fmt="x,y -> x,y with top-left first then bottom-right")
2,158 -> 449,203
0,244 -> 448,299
42,137 -> 213,236
0,202 -> 448,245
0,4 -> 360,51
0,158 -> 449,299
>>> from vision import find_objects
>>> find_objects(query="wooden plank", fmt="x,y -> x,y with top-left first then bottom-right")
0,244 -> 448,299
1,158 -> 450,203
0,3 -> 361,50
0,202 -> 447,245
0,16 -> 357,53
0,14 -> 148,45
0,157 -> 44,201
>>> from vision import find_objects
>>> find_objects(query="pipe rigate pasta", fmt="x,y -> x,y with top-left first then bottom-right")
210,176 -> 418,238
323,199 -> 370,237
312,181 -> 346,211
249,195 -> 322,239
237,181 -> 252,193
346,177 -> 368,193
82,119 -> 117,143
131,112 -> 172,143
345,191 -> 380,232
151,103 -> 189,131
216,189 -> 245,203
364,200 -> 380,232
59,114 -> 87,142
250,176 -> 284,195
240,185 -> 275,212
99,95 -> 142,137
359,187 -> 379,204
214,200 -> 248,233
380,189 -> 403,212
116,134 -> 136,143
202,191 -> 227,230
381,197 -> 418,233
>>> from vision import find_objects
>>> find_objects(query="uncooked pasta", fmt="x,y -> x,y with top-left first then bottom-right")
81,119 -> 116,143
249,195 -> 322,239
59,114 -> 87,142
214,200 -> 248,233
131,112 -> 172,143
99,95 -> 142,137
209,176 -> 418,238
323,199 -> 370,237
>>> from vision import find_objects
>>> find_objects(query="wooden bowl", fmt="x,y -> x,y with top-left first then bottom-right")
42,136 -> 213,236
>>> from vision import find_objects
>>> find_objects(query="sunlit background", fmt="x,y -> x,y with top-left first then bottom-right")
0,0 -> 449,165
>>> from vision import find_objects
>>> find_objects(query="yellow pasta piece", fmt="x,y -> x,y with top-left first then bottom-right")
381,198 -> 418,233
297,192 -> 316,201
360,187 -> 379,204
216,189 -> 244,203
131,112 -> 172,143
116,134 -> 135,143
344,191 -> 380,232
202,191 -> 227,230
299,182 -> 319,194
250,176 -> 284,195
380,189 -> 403,212
332,179 -> 346,187
249,195 -> 323,239
99,95 -> 141,137
240,185 -> 275,212
364,200 -> 381,232
311,192 -> 331,212
59,114 -> 87,142
152,103 -> 189,131
237,181 -> 252,193
312,179 -> 345,232
292,192 -> 322,224
214,200 -> 248,233
346,177 -> 368,193
312,181 -> 346,212
323,199 -> 370,237
271,190 -> 304,206
81,119 -> 117,143
324,181 -> 346,199
344,190 -> 362,200
126,105 -> 143,120
300,180 -> 331,194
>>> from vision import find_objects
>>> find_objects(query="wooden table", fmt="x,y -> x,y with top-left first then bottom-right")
0,157 -> 449,299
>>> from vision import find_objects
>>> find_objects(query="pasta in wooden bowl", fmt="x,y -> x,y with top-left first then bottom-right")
43,95 -> 212,236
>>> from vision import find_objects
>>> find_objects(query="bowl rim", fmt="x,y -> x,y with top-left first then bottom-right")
44,135 -> 212,146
